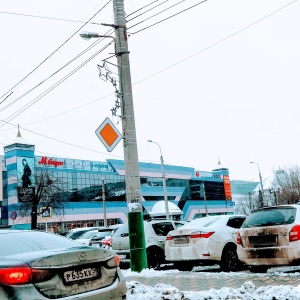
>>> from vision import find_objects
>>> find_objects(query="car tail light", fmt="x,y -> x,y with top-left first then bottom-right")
236,231 -> 242,245
0,267 -> 32,285
103,237 -> 112,246
190,231 -> 214,239
166,235 -> 173,241
0,267 -> 55,285
289,225 -> 300,242
106,255 -> 121,268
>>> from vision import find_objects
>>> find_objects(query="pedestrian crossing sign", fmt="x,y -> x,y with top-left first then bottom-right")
40,207 -> 52,219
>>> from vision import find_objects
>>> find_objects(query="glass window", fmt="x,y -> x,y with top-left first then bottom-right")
226,216 -> 246,229
242,207 -> 296,228
152,222 -> 174,236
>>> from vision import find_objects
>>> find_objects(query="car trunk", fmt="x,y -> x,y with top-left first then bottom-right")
241,225 -> 293,248
15,246 -> 117,298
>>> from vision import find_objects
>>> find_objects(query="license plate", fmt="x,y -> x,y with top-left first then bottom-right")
174,236 -> 189,244
63,267 -> 100,283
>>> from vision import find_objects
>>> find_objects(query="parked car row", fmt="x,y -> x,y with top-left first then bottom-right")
105,204 -> 300,273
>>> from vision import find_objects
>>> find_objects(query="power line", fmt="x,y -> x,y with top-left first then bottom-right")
1,122 -> 123,159
128,0 -> 208,34
0,10 -> 103,25
126,0 -> 161,18
126,0 -> 171,22
0,40 -> 115,128
0,0 -> 112,100
0,31 -> 113,114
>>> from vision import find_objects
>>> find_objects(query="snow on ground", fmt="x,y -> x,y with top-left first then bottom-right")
123,268 -> 300,300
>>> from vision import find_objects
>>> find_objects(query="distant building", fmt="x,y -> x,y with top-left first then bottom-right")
1,130 -> 235,230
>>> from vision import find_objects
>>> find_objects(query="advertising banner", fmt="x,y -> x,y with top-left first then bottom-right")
223,175 -> 232,200
17,157 -> 35,188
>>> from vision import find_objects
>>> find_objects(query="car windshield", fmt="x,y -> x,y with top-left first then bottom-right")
0,231 -> 81,256
242,207 -> 296,228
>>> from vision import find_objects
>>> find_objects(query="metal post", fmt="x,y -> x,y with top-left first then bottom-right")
202,182 -> 208,216
147,140 -> 169,219
250,162 -> 264,206
113,0 -> 147,271
102,177 -> 107,227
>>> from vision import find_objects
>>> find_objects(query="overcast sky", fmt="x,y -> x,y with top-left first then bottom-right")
0,0 -> 299,182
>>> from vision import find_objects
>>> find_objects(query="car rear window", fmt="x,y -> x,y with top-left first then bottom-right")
242,207 -> 296,228
0,231 -> 80,256
182,216 -> 222,229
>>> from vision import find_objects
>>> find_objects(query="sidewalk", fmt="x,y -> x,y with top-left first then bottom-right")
124,269 -> 300,292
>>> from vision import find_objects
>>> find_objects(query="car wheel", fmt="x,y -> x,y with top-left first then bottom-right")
175,262 -> 194,271
146,248 -> 162,270
220,245 -> 241,272
249,266 -> 268,273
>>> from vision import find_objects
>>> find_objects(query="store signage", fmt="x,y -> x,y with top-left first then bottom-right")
18,187 -> 35,202
194,171 -> 213,178
38,157 -> 64,167
223,175 -> 232,201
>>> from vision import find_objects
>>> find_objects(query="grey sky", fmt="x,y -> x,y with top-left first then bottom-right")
0,0 -> 299,182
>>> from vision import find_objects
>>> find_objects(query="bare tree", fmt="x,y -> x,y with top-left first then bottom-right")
272,165 -> 300,204
17,169 -> 66,229
235,193 -> 260,215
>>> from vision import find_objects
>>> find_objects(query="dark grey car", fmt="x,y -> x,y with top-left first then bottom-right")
0,230 -> 126,299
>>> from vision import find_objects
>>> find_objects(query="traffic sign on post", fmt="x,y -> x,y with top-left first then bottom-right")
95,117 -> 122,152
40,207 -> 52,219
10,210 -> 17,220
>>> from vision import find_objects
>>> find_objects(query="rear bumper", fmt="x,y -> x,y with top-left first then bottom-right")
0,268 -> 127,300
238,246 -> 300,267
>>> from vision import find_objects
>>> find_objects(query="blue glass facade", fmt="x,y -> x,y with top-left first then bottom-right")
0,138 -> 234,231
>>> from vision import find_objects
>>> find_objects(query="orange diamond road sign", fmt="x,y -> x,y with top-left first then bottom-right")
95,117 -> 123,152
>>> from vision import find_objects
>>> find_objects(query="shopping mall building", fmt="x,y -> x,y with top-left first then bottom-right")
0,132 -> 234,231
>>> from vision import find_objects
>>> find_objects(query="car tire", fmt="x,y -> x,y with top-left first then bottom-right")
220,245 -> 241,272
146,247 -> 163,270
175,262 -> 194,271
249,266 -> 268,273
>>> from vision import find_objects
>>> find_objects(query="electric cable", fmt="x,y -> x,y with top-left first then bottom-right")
0,40 -> 115,128
128,0 -> 208,33
0,30 -> 114,114
126,0 -> 171,22
0,0 -> 112,100
0,10 -> 103,25
126,0 -> 161,18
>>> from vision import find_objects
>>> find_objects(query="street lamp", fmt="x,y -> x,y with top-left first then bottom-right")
250,161 -> 264,206
147,140 -> 170,219
79,31 -> 116,42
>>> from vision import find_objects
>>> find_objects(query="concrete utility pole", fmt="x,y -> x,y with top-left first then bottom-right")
113,0 -> 147,271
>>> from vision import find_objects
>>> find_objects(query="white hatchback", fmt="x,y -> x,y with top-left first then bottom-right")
165,215 -> 246,271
